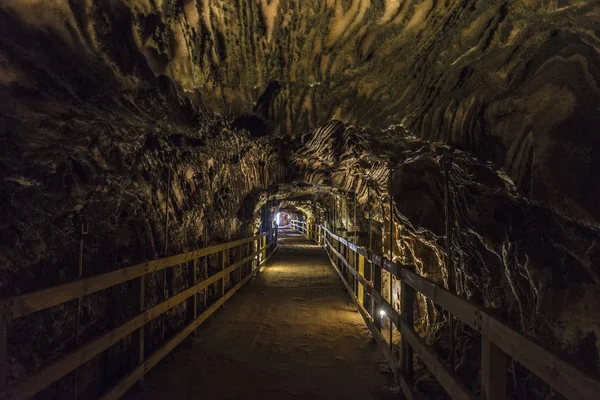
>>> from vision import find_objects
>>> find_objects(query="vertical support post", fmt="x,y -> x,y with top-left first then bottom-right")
354,191 -> 357,244
344,242 -> 349,281
401,266 -> 415,385
220,250 -> 226,303
337,237 -> 342,270
442,152 -> 456,371
373,261 -> 382,330
262,203 -> 266,234
245,242 -> 250,276
250,240 -> 254,271
333,195 -> 336,234
161,164 -> 171,343
255,237 -> 259,267
164,164 -> 171,257
237,245 -> 243,283
388,168 -> 394,351
74,214 -> 87,400
202,223 -> 208,310
367,184 -> 375,322
350,248 -> 356,295
203,256 -> 208,309
187,259 -> 197,332
368,185 -> 372,252
358,254 -> 365,307
481,312 -> 508,400
355,251 -> 359,296
133,274 -> 145,383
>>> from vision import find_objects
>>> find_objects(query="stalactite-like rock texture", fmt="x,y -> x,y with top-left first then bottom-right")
293,120 -> 600,395
1,0 -> 600,398
3,1 -> 599,226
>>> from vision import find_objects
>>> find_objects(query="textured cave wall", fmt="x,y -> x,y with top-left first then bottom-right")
1,0 -> 600,397
1,105 -> 284,395
0,6 -> 286,396
2,0 -> 597,228
294,120 -> 600,396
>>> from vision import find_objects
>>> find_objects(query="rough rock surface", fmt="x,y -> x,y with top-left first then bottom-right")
3,1 -> 599,224
293,120 -> 600,396
1,0 -> 599,398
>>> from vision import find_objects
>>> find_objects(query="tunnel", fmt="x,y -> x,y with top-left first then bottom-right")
1,1 -> 600,399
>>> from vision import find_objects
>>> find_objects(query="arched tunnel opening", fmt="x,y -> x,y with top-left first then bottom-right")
1,2 -> 600,400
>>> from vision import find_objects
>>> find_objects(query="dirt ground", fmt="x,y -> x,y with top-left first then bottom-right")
125,228 -> 394,399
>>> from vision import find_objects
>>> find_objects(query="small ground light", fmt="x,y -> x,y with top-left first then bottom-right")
379,310 -> 386,317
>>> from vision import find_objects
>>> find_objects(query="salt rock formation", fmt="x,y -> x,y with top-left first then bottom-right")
1,0 -> 599,398
294,120 -> 600,395
3,1 -> 599,225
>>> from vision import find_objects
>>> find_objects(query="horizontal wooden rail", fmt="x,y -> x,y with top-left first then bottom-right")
2,233 -> 268,321
99,245 -> 278,400
290,220 -> 600,400
317,227 -> 416,400
1,230 -> 278,400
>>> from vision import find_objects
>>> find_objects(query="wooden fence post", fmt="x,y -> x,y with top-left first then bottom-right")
187,259 -> 197,334
336,238 -> 342,270
203,256 -> 208,309
220,250 -> 226,307
358,254 -> 365,307
237,245 -> 243,283
247,242 -> 252,276
400,266 -> 415,385
373,256 -> 383,330
349,247 -> 356,296
481,310 -> 508,400
132,274 -> 145,384
255,238 -> 259,268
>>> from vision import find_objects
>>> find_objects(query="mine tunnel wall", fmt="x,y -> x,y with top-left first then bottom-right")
1,93 -> 287,397
294,120 -> 600,396
1,1 -> 600,398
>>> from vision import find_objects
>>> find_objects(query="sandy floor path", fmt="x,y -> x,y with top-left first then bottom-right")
125,228 -> 392,400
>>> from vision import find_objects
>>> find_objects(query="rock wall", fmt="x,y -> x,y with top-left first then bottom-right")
1,0 -> 599,398
3,1 -> 598,226
294,120 -> 600,396
0,7 -> 285,395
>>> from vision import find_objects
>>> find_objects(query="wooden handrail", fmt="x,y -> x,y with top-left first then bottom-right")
0,230 -> 278,399
100,244 -> 279,400
290,220 -> 600,400
1,233 -> 269,321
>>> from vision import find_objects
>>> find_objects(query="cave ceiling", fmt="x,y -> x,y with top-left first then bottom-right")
3,0 -> 599,226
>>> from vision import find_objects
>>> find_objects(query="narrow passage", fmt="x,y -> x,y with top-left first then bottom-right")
126,228 -> 392,399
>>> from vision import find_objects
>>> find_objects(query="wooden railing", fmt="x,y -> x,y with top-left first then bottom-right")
0,229 -> 278,400
290,220 -> 600,400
